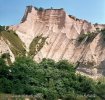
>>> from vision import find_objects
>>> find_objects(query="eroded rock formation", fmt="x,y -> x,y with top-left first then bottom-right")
5,6 -> 105,78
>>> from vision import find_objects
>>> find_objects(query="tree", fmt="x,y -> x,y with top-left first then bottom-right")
0,58 -> 9,78
40,58 -> 55,68
0,56 -> 99,99
55,60 -> 74,72
9,56 -> 38,94
0,78 -> 13,93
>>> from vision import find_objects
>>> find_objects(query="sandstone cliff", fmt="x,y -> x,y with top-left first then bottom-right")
3,6 -> 105,79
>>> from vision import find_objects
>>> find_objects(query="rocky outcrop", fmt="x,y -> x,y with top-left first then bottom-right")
0,37 -> 15,62
9,6 -> 105,79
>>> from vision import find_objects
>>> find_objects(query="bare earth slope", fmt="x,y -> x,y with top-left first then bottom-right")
8,6 -> 105,79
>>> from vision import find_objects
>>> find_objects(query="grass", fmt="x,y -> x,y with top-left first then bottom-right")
0,93 -> 101,100
0,29 -> 47,58
98,77 -> 105,83
0,30 -> 26,57
29,35 -> 47,58
0,94 -> 36,100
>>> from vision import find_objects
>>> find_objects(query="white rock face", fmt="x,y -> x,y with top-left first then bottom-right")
0,37 -> 15,62
9,6 -> 105,79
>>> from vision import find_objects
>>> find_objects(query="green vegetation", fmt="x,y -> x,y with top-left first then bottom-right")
0,56 -> 104,100
95,82 -> 105,99
0,25 -> 9,32
1,53 -> 10,59
0,25 -> 5,32
34,7 -> 44,11
77,28 -> 105,43
29,35 -> 47,57
101,28 -> 105,35
0,26 -> 26,57
38,7 -> 44,11
0,25 -> 47,59
1,30 -> 26,56
0,25 -> 105,99
77,32 -> 98,43
1,53 -> 12,65
101,28 -> 105,41
0,94 -> 36,100
77,33 -> 87,43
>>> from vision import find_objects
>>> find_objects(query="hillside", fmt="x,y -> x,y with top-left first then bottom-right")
1,6 -> 105,79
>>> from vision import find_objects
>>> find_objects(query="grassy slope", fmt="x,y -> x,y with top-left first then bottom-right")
0,30 -> 26,57
0,27 -> 47,58
29,35 -> 47,57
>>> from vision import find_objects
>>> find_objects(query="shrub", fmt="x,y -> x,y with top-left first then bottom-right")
62,92 -> 77,100
95,82 -> 105,99
77,32 -> 97,43
0,56 -> 102,99
99,28 -> 105,41
0,78 -> 13,93
0,58 -> 9,78
77,34 -> 86,43
101,28 -> 105,35
38,7 -> 44,11
5,26 -> 9,30
0,25 -> 5,32
1,53 -> 10,59
55,60 -> 74,71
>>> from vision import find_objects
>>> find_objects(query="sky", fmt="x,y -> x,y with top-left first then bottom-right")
0,0 -> 105,26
